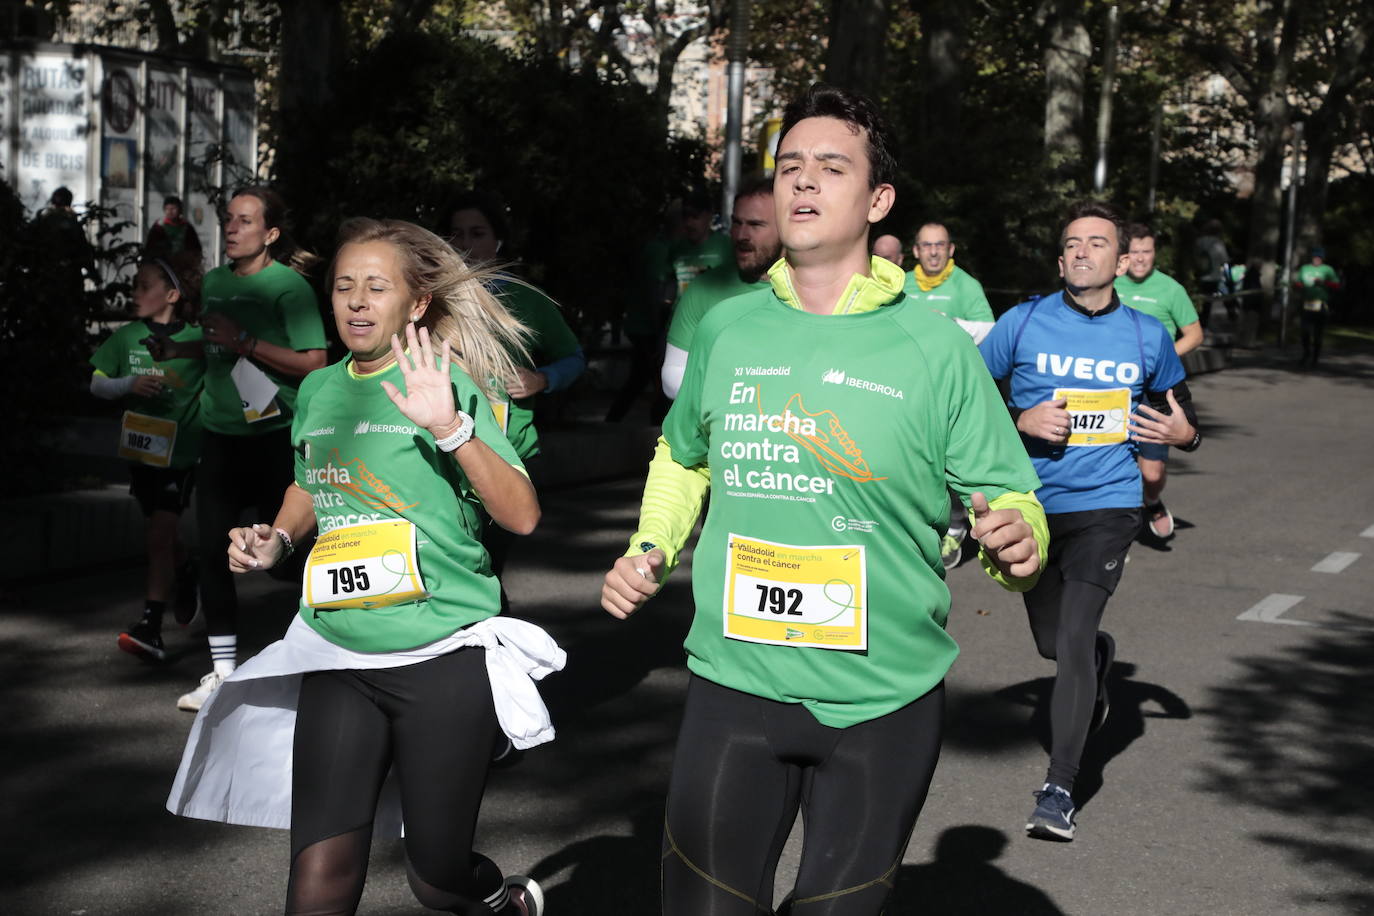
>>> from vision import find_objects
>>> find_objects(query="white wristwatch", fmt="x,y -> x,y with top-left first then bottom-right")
434,411 -> 475,452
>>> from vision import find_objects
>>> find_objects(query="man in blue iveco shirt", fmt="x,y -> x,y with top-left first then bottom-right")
979,200 -> 1202,843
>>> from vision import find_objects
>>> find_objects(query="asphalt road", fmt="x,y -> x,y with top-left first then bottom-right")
4,346 -> 1373,915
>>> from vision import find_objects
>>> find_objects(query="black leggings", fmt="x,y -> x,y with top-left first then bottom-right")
1021,508 -> 1137,791
1300,308 -> 1328,365
662,675 -> 945,915
196,428 -> 296,637
287,649 -> 508,915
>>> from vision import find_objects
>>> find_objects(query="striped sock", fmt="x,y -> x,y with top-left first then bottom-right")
208,635 -> 237,676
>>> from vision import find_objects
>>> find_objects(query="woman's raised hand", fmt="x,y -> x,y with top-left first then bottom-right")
379,323 -> 458,434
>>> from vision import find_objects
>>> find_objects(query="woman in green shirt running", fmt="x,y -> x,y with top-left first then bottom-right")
168,219 -> 554,916
90,251 -> 205,661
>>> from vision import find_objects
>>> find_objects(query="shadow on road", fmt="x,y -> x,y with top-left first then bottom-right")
1199,618 -> 1374,915
887,826 -> 1065,915
993,661 -> 1191,808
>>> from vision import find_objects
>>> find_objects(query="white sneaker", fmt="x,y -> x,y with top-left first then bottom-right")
504,875 -> 544,915
177,671 -> 225,712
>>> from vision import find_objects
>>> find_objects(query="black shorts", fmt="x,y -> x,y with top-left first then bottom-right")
1043,507 -> 1141,593
128,463 -> 196,517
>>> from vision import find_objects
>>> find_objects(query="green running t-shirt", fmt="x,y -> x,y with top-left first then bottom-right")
1297,263 -> 1340,306
90,320 -> 206,468
291,356 -> 526,653
666,263 -> 769,350
493,280 -> 580,460
901,264 -> 994,323
200,261 -> 327,437
1114,269 -> 1199,338
669,233 -> 734,295
664,266 -> 1041,728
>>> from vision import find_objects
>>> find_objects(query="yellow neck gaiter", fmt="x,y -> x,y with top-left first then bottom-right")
914,258 -> 956,292
768,256 -> 906,316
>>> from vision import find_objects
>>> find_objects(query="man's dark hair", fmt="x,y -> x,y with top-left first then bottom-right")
778,84 -> 898,189
164,195 -> 183,209
1060,200 -> 1127,255
50,186 -> 73,207
448,190 -> 509,243
1124,222 -> 1154,242
734,174 -> 774,203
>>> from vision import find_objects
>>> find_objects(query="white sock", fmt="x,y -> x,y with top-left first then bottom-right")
209,635 -> 237,676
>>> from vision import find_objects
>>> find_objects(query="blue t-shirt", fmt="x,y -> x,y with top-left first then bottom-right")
979,292 -> 1186,514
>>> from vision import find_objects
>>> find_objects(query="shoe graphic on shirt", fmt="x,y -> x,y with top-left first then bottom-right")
782,393 -> 886,483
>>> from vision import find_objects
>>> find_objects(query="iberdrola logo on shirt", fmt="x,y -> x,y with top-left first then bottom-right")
306,448 -> 417,512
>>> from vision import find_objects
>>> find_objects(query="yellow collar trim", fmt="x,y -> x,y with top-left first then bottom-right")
914,258 -> 956,292
346,353 -> 405,380
767,256 -> 906,316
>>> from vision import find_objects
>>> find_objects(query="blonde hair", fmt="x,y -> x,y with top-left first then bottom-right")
333,218 -> 530,401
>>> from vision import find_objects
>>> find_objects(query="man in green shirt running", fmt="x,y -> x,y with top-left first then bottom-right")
901,221 -> 996,570
1295,245 -> 1341,369
662,175 -> 781,399
601,83 -> 1047,916
1113,223 -> 1203,539
902,222 -> 995,343
870,233 -> 905,268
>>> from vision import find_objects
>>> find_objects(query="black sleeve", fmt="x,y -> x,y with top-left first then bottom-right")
1146,379 -> 1201,451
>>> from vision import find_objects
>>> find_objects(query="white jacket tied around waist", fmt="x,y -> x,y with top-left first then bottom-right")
166,614 -> 566,830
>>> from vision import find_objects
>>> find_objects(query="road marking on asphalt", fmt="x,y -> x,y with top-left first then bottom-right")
1237,594 -> 1306,624
1362,524 -> 1374,538
1312,552 -> 1360,574
1238,593 -> 1374,632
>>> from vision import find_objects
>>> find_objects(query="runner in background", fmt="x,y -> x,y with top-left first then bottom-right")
902,221 -> 996,570
1114,223 -> 1203,539
980,200 -> 1202,842
145,195 -> 203,258
661,175 -> 780,399
90,252 -> 205,661
168,186 -> 328,712
870,232 -> 905,268
1295,245 -> 1341,369
449,191 -> 586,611
167,219 -> 555,916
603,84 -> 1045,914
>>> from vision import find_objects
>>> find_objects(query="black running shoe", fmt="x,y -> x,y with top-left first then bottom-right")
1091,632 -> 1116,734
1026,783 -> 1076,841
118,620 -> 167,662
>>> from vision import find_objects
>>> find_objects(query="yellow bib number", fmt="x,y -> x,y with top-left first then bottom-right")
118,411 -> 177,468
1055,387 -> 1129,447
723,534 -> 867,650
303,518 -> 427,610
489,397 -> 510,434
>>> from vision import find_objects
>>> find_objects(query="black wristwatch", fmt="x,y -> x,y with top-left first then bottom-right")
1178,429 -> 1202,453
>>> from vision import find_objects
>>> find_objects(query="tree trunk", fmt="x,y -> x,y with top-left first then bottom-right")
825,0 -> 889,97
275,0 -> 345,195
915,0 -> 966,183
1040,0 -> 1091,185
1242,0 -> 1299,296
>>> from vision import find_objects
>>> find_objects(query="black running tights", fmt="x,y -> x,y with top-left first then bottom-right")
662,675 -> 944,915
286,649 -> 508,915
1023,576 -> 1111,791
196,428 -> 295,638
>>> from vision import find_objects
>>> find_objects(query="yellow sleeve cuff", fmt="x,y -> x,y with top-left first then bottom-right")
626,436 -> 711,576
975,490 -> 1049,592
